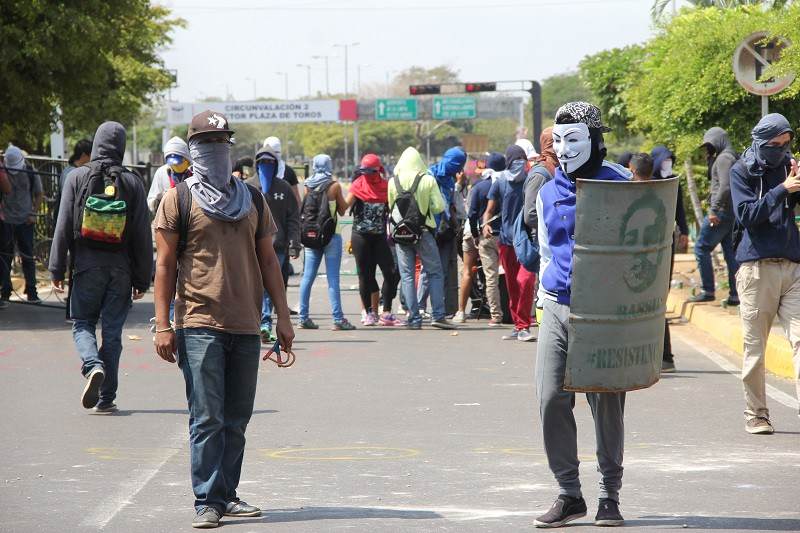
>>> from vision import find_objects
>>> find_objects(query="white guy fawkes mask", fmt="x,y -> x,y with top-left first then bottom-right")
660,159 -> 673,178
552,122 -> 591,174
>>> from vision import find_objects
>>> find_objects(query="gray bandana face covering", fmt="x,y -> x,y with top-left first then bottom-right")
185,139 -> 252,222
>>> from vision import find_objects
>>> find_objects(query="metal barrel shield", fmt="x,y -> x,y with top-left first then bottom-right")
565,177 -> 678,392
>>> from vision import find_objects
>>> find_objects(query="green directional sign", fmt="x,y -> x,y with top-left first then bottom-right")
376,99 -> 418,121
433,96 -> 477,120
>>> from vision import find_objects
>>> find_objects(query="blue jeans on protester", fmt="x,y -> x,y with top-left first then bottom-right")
177,328 -> 261,514
299,234 -> 344,323
261,250 -> 287,330
396,230 -> 446,326
70,267 -> 132,405
695,213 -> 739,299
0,222 -> 37,298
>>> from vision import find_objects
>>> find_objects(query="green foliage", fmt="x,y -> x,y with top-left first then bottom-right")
540,72 -> 593,122
0,1 -> 183,150
579,45 -> 645,139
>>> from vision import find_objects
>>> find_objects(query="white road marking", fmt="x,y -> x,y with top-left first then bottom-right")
80,430 -> 186,530
685,337 -> 799,411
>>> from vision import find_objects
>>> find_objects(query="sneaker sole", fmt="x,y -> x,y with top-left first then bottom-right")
518,336 -> 537,342
661,367 -> 676,373
91,408 -> 118,415
81,371 -> 105,409
431,323 -> 457,330
534,511 -> 587,528
191,521 -> 220,529
595,518 -> 625,527
745,426 -> 774,434
224,510 -> 262,517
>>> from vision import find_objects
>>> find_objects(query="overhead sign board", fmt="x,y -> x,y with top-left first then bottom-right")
167,100 -> 341,125
733,31 -> 795,96
375,99 -> 418,121
433,96 -> 476,120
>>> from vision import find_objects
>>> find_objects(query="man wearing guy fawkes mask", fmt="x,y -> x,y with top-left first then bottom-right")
534,102 -> 631,528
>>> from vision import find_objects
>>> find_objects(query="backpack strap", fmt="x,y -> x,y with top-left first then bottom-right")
392,174 -> 407,195
176,181 -> 192,256
245,184 -> 265,239
409,172 -> 425,194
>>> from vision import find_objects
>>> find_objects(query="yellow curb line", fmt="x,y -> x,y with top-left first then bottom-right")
667,291 -> 795,379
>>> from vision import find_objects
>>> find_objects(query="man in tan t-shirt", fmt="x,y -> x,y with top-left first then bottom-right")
153,110 -> 294,529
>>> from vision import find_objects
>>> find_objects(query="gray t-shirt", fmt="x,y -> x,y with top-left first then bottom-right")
2,167 -> 43,224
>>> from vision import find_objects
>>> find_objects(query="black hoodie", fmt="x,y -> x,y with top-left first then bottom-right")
49,122 -> 153,292
702,127 -> 738,216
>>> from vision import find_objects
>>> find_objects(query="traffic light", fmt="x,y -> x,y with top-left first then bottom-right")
409,84 -> 441,95
465,82 -> 497,93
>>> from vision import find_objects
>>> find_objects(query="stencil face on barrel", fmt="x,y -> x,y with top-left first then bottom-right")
618,191 -> 667,294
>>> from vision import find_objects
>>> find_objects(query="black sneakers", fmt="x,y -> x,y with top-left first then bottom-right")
81,367 -> 105,409
534,495 -> 587,528
595,498 -> 624,527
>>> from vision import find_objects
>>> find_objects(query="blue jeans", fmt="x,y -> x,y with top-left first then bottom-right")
177,328 -> 261,514
299,234 -> 344,323
261,251 -> 287,330
695,214 -> 739,298
417,237 -> 455,314
0,221 -> 37,298
70,267 -> 132,405
396,231 -> 446,325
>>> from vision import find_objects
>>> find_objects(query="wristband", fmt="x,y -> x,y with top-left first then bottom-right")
155,327 -> 174,333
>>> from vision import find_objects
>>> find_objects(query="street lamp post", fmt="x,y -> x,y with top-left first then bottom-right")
332,42 -> 359,97
276,71 -> 289,100
311,55 -> 331,95
357,64 -> 370,96
296,64 -> 312,97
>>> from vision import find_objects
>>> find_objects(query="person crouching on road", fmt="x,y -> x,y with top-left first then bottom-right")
534,102 -> 630,528
730,113 -> 800,435
153,110 -> 294,529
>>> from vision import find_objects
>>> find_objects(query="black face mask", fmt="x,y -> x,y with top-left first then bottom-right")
566,128 -> 606,180
759,143 -> 791,169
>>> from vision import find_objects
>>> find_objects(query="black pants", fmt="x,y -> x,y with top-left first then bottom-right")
351,231 -> 398,312
664,234 -> 676,363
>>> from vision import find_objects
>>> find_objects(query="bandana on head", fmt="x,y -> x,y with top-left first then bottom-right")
184,138 -> 252,222
305,154 -> 333,190
536,127 -> 558,176
3,145 -> 25,171
350,153 -> 388,203
553,101 -> 609,179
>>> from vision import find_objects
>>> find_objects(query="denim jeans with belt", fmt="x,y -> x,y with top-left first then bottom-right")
694,213 -> 739,299
177,328 -> 261,513
298,234 -> 344,323
70,267 -> 132,406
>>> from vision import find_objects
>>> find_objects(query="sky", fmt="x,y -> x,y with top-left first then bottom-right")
159,0 -> 676,103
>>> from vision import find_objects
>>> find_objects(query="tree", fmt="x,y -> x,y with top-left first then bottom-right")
651,0 -> 792,21
540,72 -> 593,122
0,1 -> 183,151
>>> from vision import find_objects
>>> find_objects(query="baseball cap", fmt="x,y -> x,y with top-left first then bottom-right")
187,110 -> 235,141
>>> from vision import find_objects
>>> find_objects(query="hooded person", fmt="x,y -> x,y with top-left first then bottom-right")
649,145 -> 689,373
419,147 -> 466,317
523,127 -> 557,231
246,146 -> 300,342
345,154 -> 401,327
48,121 -> 153,414
152,110 -> 293,528
730,113 -> 800,435
388,147 -> 456,330
689,126 -> 740,304
146,136 -> 192,214
481,144 -> 537,341
262,136 -> 301,204
533,102 -> 630,529
1,144 -> 43,303
516,138 -> 540,167
296,154 -> 355,331
460,151 -> 506,326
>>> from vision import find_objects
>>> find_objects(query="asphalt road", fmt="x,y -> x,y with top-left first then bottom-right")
1,256 -> 799,532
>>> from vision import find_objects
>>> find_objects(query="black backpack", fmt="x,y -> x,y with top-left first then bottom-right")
300,182 -> 336,249
389,173 -> 427,245
175,181 -> 264,257
72,161 -> 130,252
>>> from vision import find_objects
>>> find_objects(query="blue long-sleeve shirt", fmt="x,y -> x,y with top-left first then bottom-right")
730,160 -> 800,263
468,178 -> 500,238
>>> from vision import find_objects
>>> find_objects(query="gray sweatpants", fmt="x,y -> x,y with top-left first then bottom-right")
535,299 -> 626,502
